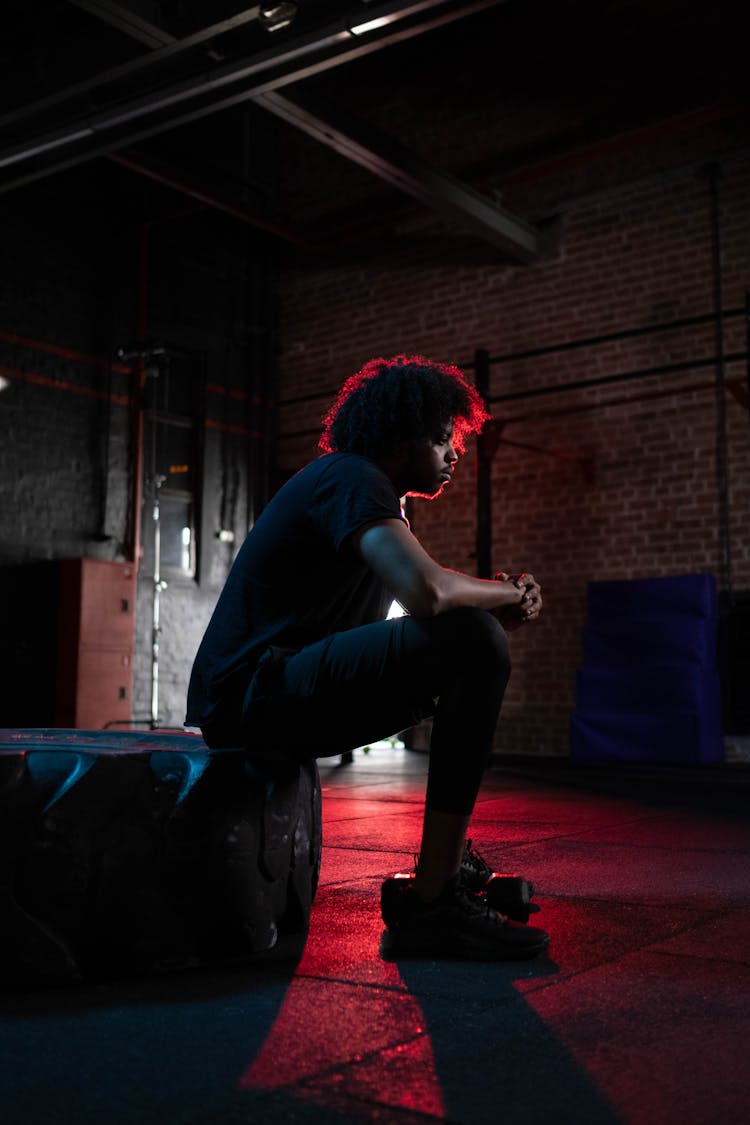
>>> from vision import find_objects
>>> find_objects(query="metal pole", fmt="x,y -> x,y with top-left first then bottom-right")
745,291 -> 750,430
474,347 -> 492,578
150,474 -> 167,729
707,163 -> 732,596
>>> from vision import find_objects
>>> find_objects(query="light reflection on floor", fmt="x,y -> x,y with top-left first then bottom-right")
236,748 -> 750,1124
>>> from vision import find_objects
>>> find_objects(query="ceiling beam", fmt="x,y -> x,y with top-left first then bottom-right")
0,6 -> 261,131
3,0 -> 546,258
0,0 -> 501,191
106,149 -> 321,249
69,0 -> 176,49
253,90 -> 548,260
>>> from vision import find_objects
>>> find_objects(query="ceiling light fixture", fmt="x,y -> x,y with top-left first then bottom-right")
348,1 -> 439,37
348,14 -> 398,35
258,3 -> 298,32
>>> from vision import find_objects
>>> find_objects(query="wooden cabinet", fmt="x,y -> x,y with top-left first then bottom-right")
55,559 -> 136,729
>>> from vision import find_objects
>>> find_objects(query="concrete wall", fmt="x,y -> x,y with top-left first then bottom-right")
0,161 -> 277,730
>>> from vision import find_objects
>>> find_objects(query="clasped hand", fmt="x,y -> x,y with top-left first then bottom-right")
493,572 -> 542,632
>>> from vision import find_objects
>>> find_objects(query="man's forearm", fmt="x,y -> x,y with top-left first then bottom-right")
429,568 -> 525,617
354,518 -> 534,620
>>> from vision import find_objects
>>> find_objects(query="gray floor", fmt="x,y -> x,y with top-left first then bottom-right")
2,747 -> 749,1124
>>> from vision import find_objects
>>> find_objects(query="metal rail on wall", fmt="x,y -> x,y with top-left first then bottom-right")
472,319 -> 749,578
278,307 -> 749,424
275,308 -> 748,582
474,167 -> 750,586
274,313 -> 750,434
472,333 -> 746,580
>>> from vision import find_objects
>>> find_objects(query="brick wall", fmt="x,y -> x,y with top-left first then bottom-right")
2,124 -> 747,753
275,155 -> 750,756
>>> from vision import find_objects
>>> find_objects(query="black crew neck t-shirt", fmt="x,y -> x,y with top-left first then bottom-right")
186,452 -> 404,728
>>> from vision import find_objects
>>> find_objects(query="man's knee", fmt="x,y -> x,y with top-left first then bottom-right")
442,606 -> 511,676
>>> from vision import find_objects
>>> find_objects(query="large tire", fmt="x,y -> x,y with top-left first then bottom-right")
0,729 -> 322,986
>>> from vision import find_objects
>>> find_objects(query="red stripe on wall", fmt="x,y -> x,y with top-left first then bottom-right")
204,418 -> 267,440
205,383 -> 268,406
0,363 -> 270,435
0,363 -> 131,405
0,329 -> 133,374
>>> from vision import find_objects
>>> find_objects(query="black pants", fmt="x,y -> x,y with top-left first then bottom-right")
204,607 -> 511,816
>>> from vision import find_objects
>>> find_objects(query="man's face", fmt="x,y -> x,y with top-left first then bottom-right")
403,424 -> 459,499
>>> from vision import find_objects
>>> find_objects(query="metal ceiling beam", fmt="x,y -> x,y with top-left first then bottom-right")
0,5 -> 261,130
69,0 -> 176,49
0,0 -> 501,191
4,0 -> 543,259
107,149 -> 321,248
252,90 -> 548,260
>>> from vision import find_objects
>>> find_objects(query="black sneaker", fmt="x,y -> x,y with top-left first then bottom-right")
460,838 -> 497,891
380,873 -> 549,960
461,838 -> 537,924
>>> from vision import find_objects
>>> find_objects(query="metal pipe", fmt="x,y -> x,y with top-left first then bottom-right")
499,375 -> 748,428
489,351 -> 748,406
474,347 -> 492,578
708,163 -> 733,595
106,151 -> 321,250
488,100 -> 747,192
150,475 -> 167,729
278,307 -> 746,410
278,360 -> 748,445
745,291 -> 750,429
127,225 -> 149,571
481,308 -> 745,369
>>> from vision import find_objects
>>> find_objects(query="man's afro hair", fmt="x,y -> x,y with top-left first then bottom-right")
319,354 -> 489,460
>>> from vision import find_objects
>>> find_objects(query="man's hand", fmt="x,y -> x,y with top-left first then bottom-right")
352,518 -> 539,620
493,572 -> 543,632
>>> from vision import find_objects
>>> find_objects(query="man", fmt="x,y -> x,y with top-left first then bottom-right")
186,354 -> 549,960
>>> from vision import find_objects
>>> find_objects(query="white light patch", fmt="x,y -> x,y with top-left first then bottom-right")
181,526 -> 192,571
348,15 -> 395,34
